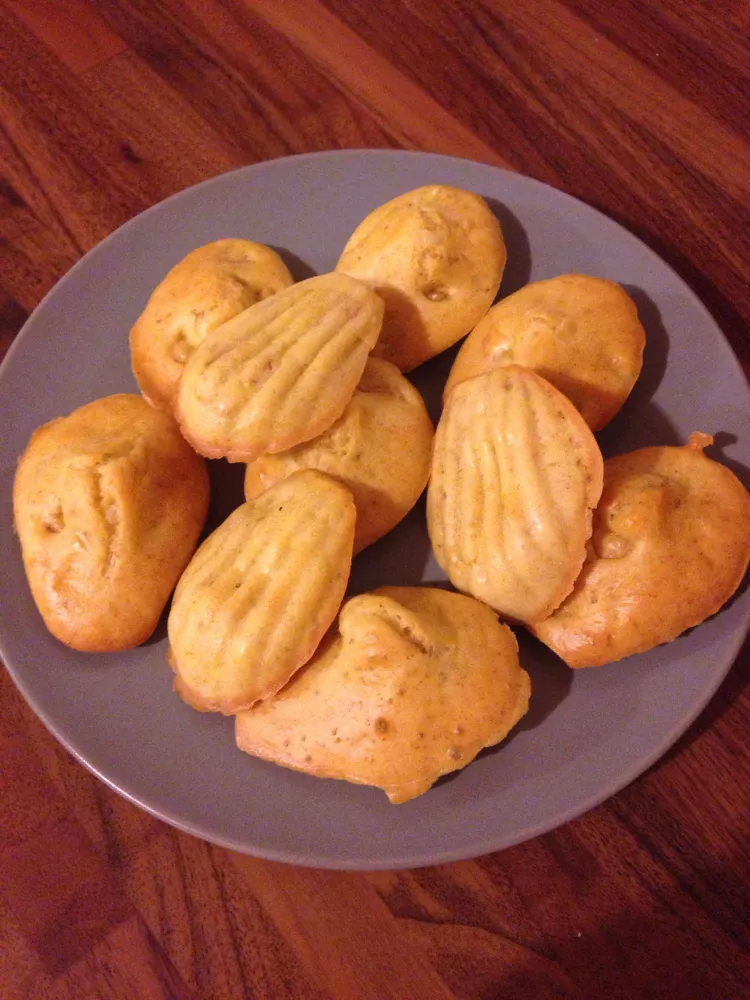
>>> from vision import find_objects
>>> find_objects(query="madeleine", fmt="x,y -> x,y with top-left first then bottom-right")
14,394 -> 209,652
244,358 -> 433,552
236,587 -> 530,803
532,433 -> 750,667
168,470 -> 355,713
428,366 -> 603,624
177,273 -> 383,462
336,185 -> 505,371
445,274 -> 645,431
130,239 -> 293,413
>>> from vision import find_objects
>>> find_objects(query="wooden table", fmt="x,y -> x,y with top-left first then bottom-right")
1,2 -> 748,997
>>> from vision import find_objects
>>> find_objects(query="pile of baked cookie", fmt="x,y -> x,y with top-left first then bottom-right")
13,185 -> 750,804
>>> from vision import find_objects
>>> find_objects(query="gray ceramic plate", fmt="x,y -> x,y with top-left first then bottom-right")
1,151 -> 748,870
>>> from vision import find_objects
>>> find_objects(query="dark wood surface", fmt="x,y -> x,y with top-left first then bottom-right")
1,2 -> 748,997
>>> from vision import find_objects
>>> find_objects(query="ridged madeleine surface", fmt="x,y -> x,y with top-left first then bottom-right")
130,239 -> 293,414
445,275 -> 645,430
177,272 -> 384,462
13,394 -> 209,652
336,185 -> 505,372
532,433 -> 750,667
244,358 -> 433,552
427,366 -> 603,623
168,470 -> 355,714
236,587 -> 530,803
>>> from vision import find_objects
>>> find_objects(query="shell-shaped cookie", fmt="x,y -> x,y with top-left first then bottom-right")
130,239 -> 293,414
13,394 -> 209,652
244,358 -> 433,552
168,470 -> 355,714
427,366 -> 603,624
532,433 -> 750,667
177,272 -> 384,462
235,587 -> 530,803
445,275 -> 646,430
336,185 -> 506,372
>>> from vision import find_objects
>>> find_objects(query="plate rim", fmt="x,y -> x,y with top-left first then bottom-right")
10,624 -> 746,871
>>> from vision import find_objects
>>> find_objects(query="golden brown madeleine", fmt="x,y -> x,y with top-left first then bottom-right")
168,470 -> 355,714
445,275 -> 646,430
244,358 -> 433,552
130,239 -> 293,413
13,394 -> 209,652
177,272 -> 384,462
532,433 -> 750,667
235,587 -> 530,803
427,366 -> 603,624
335,185 -> 506,372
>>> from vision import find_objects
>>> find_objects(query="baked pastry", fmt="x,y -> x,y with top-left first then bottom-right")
177,272 -> 384,462
244,357 -> 433,552
427,365 -> 603,623
168,470 -> 355,714
235,586 -> 530,803
13,394 -> 209,652
336,185 -> 506,372
532,433 -> 750,667
130,239 -> 293,413
445,274 -> 646,430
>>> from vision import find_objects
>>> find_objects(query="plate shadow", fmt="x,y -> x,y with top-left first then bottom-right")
347,494 -> 433,595
408,345 -> 460,425
597,285 -> 678,455
205,459 -> 246,535
435,629 -> 573,789
483,197 -> 532,299
270,246 -> 317,282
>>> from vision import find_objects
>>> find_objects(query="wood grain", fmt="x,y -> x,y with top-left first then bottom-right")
0,1 -> 748,997
3,0 -> 127,74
